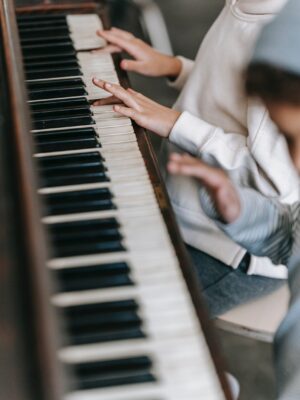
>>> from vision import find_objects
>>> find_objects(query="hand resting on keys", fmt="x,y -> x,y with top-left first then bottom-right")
167,153 -> 241,224
93,78 -> 181,138
96,27 -> 182,78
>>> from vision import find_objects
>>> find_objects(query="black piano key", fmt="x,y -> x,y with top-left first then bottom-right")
28,77 -> 85,90
35,136 -> 99,153
44,188 -> 114,215
55,262 -> 132,292
63,299 -> 144,345
34,126 -> 98,140
33,115 -> 94,130
40,172 -> 109,188
28,78 -> 87,101
73,357 -> 155,390
29,87 -> 87,101
50,220 -> 120,241
22,42 -> 75,58
49,219 -> 124,257
18,20 -> 68,30
49,218 -> 120,236
26,59 -> 79,71
38,152 -> 107,187
64,300 -> 139,315
30,98 -> 89,112
53,241 -> 124,257
21,35 -> 72,46
53,227 -> 122,244
24,53 -> 77,64
19,27 -> 70,40
40,155 -> 104,173
38,152 -> 104,168
27,67 -> 82,81
32,106 -> 91,120
17,13 -> 67,23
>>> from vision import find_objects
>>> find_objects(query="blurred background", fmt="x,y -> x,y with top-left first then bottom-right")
105,1 -> 278,399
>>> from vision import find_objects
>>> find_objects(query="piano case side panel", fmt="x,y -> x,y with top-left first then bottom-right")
1,1 -> 68,400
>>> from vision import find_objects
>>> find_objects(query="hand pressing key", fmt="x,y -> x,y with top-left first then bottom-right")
96,27 -> 182,78
167,153 -> 241,224
93,78 -> 181,138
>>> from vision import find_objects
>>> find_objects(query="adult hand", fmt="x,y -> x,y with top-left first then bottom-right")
168,153 -> 241,224
93,78 -> 181,138
97,27 -> 182,78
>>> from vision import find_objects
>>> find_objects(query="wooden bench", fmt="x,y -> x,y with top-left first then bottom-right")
216,285 -> 290,342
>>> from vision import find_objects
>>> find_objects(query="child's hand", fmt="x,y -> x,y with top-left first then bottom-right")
168,153 -> 241,224
93,78 -> 181,138
97,27 -> 182,78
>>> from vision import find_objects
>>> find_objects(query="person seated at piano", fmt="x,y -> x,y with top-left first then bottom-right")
93,0 -> 298,317
167,0 -> 300,397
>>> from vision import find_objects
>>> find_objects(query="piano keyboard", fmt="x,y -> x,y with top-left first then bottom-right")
17,12 -> 226,400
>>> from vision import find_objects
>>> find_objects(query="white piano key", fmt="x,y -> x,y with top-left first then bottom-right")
100,134 -> 137,145
67,15 -> 106,50
96,125 -> 135,137
59,335 -> 215,376
65,384 -> 224,400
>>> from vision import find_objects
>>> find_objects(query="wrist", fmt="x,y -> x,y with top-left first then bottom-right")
165,110 -> 181,138
165,56 -> 182,79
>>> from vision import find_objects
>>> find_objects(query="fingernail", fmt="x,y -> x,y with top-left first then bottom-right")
93,78 -> 99,83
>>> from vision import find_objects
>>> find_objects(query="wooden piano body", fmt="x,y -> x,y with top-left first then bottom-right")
0,1 -> 232,399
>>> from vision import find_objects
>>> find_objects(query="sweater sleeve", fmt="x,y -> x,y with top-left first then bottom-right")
200,187 -> 299,266
169,104 -> 299,201
167,56 -> 195,91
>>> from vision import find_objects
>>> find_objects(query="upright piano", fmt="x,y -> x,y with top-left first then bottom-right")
0,1 -> 232,399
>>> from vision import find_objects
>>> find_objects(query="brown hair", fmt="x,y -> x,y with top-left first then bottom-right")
246,63 -> 300,105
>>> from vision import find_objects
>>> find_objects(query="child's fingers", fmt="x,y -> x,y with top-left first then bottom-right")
92,96 -> 122,107
97,30 -> 142,58
168,153 -> 228,188
113,105 -> 136,119
110,27 -> 135,39
93,79 -> 139,109
120,59 -> 145,73
92,45 -> 122,54
127,88 -> 156,105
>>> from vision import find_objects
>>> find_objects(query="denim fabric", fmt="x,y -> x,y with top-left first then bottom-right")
187,245 -> 285,318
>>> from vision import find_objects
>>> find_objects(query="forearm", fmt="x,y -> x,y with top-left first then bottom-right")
169,112 -> 298,201
200,186 -> 295,266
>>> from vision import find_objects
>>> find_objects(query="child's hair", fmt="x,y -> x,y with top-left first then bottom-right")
246,63 -> 300,105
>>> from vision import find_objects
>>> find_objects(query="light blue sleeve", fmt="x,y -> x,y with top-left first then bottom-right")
199,186 -> 298,266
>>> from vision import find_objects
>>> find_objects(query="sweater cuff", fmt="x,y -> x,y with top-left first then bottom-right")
169,111 -> 216,155
167,56 -> 195,90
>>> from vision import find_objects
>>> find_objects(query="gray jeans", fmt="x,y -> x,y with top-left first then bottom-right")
187,245 -> 285,318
